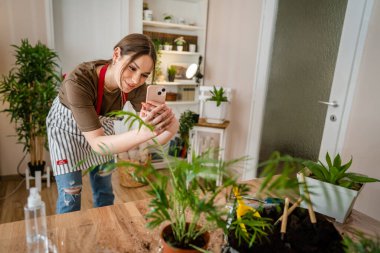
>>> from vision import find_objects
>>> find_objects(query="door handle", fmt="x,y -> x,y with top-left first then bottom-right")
318,100 -> 338,107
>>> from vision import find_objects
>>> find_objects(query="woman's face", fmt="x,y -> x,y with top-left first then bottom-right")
116,54 -> 153,93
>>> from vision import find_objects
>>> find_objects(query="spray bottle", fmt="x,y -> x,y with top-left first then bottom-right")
24,187 -> 48,253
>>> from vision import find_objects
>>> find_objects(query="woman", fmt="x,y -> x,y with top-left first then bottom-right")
47,33 -> 178,214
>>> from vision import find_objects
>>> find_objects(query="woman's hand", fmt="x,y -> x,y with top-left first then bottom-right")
140,101 -> 175,135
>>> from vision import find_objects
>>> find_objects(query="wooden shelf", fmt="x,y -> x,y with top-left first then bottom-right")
160,50 -> 200,56
156,81 -> 198,86
166,101 -> 198,105
143,20 -> 204,30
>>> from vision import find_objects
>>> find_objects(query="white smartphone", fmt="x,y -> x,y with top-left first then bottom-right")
146,85 -> 166,104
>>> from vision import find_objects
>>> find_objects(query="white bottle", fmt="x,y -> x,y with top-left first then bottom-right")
24,187 -> 48,253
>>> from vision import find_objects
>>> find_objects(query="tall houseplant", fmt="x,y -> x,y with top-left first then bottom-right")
0,39 -> 61,175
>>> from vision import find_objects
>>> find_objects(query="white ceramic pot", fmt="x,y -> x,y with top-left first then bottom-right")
189,44 -> 196,52
297,172 -> 363,223
176,45 -> 183,51
203,101 -> 227,124
163,45 -> 172,51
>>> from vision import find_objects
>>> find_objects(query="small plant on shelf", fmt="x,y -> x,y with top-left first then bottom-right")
163,13 -> 173,23
174,36 -> 186,46
167,65 -> 176,82
208,86 -> 228,107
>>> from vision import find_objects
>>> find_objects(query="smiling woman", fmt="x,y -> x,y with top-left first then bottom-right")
46,33 -> 179,214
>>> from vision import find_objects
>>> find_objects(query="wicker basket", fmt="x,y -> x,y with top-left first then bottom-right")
118,161 -> 147,188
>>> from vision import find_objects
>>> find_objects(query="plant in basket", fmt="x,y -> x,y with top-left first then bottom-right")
86,110 -> 246,252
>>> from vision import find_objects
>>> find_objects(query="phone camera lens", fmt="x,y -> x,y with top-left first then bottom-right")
158,91 -> 162,95
162,88 -> 166,92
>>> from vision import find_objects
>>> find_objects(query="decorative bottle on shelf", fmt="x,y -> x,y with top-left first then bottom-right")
24,187 -> 48,253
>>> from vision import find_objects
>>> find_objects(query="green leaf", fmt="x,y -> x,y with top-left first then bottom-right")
344,173 -> 380,183
333,153 -> 342,169
326,152 -> 333,168
341,157 -> 353,174
303,161 -> 327,181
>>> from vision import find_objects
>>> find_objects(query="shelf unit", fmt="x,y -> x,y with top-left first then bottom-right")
160,50 -> 201,56
142,0 -> 208,117
142,0 -> 208,169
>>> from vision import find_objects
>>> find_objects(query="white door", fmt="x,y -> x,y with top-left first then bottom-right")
243,0 -> 374,180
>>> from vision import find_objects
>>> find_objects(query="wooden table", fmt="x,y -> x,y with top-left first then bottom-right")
1,180 -> 380,252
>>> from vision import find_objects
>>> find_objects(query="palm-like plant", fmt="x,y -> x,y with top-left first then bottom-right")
0,39 -> 60,170
91,110 -> 246,251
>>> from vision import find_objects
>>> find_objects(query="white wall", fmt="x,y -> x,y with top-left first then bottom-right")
0,0 -> 50,176
205,0 -> 262,166
341,1 -> 380,221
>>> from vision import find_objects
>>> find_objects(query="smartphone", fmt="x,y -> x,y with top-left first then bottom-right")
146,85 -> 166,104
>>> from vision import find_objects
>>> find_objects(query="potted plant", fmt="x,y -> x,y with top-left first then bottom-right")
224,151 -> 346,252
163,13 -> 173,23
0,39 -> 61,176
163,41 -> 173,51
167,65 -> 177,82
178,110 -> 198,158
91,110 -> 244,252
174,36 -> 186,52
203,86 -> 229,124
298,152 -> 380,223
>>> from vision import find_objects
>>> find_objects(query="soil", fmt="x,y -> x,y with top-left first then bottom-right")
227,205 -> 344,253
162,224 -> 208,250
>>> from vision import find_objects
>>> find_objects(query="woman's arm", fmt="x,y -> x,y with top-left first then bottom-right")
83,102 -> 178,155
83,126 -> 156,155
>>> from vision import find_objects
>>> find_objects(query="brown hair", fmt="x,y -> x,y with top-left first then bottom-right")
114,33 -> 157,83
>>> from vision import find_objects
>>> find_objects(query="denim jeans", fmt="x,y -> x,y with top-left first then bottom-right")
55,164 -> 115,214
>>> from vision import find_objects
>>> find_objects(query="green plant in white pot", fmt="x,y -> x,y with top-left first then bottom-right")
174,36 -> 186,52
298,152 -> 380,223
0,39 -> 61,176
203,86 -> 229,124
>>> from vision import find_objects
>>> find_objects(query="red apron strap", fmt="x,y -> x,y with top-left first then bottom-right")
96,64 -> 108,115
122,92 -> 128,106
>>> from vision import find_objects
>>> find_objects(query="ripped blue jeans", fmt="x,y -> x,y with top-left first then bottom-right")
55,164 -> 115,214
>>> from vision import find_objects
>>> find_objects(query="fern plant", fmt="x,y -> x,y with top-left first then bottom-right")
208,86 -> 228,107
303,152 -> 380,190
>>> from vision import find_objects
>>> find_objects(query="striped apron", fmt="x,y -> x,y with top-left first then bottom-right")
47,64 -> 121,176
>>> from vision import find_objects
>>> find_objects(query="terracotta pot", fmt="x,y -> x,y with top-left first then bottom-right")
160,224 -> 210,253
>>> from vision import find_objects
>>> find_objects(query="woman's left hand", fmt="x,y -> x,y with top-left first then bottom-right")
140,101 -> 176,135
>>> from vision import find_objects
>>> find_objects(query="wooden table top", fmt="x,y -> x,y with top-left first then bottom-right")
1,180 -> 379,253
